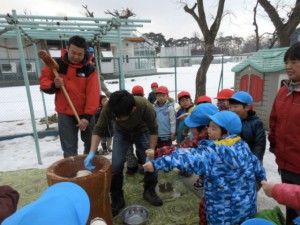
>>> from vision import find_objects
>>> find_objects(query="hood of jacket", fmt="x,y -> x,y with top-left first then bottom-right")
200,135 -> 253,171
242,110 -> 258,121
154,101 -> 174,111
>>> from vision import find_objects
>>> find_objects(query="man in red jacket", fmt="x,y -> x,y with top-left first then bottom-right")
40,35 -> 100,157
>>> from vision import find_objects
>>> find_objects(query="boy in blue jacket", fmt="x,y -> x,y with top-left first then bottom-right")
143,111 -> 266,225
228,91 -> 266,162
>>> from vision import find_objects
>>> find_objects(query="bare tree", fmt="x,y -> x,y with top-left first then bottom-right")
82,5 -> 112,97
253,1 -> 260,50
82,5 -> 94,18
252,1 -> 277,49
104,8 -> 136,19
183,0 -> 226,98
257,0 -> 300,47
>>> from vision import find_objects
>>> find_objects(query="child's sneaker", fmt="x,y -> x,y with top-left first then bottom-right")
194,176 -> 204,190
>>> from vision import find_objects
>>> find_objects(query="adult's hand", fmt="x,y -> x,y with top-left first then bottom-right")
84,152 -> 96,170
54,77 -> 64,88
78,118 -> 89,131
261,180 -> 275,197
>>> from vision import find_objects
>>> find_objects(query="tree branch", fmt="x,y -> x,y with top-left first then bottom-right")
210,0 -> 226,40
82,5 -> 94,18
183,3 -> 200,25
253,1 -> 260,51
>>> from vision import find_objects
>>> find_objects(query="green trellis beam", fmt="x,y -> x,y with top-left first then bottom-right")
0,13 -> 149,42
0,10 -> 151,164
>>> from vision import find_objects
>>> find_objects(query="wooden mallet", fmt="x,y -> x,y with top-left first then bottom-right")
38,50 -> 81,123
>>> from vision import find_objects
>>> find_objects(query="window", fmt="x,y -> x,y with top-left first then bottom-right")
2,64 -> 12,72
24,62 -> 36,72
0,63 -> 17,73
101,51 -> 113,62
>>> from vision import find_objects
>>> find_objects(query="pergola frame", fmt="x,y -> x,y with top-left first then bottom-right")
0,10 -> 150,164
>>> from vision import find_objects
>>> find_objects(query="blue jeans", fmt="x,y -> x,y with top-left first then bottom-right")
58,113 -> 93,158
110,129 -> 158,200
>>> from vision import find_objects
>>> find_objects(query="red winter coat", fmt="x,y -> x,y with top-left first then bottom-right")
269,84 -> 300,174
39,49 -> 99,121
273,183 -> 300,210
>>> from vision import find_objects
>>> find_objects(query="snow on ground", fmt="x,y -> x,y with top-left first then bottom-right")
0,62 -> 285,213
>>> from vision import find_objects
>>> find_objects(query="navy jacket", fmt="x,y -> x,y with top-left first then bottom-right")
241,110 -> 266,162
148,91 -> 156,104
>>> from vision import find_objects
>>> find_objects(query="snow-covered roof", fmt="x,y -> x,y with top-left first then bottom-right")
231,47 -> 289,73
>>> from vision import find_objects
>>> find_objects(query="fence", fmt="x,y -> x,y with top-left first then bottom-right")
0,55 -> 235,164
0,54 -> 234,122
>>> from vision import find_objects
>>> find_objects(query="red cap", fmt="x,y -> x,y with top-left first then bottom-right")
178,91 -> 191,100
215,89 -> 234,100
151,82 -> 158,88
196,95 -> 212,104
132,85 -> 144,95
155,86 -> 169,94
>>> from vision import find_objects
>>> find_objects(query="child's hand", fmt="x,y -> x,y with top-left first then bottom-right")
143,161 -> 154,172
145,149 -> 155,160
177,112 -> 190,119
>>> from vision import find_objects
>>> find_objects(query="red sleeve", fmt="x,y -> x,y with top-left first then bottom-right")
272,183 -> 300,210
39,66 -> 55,91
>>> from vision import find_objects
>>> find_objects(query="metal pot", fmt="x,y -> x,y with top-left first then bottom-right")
121,205 -> 149,225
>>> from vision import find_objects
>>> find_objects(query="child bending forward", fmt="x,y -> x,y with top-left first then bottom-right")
144,110 -> 266,225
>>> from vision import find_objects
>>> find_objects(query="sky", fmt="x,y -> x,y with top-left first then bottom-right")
0,62 -> 285,213
0,0 -> 277,39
